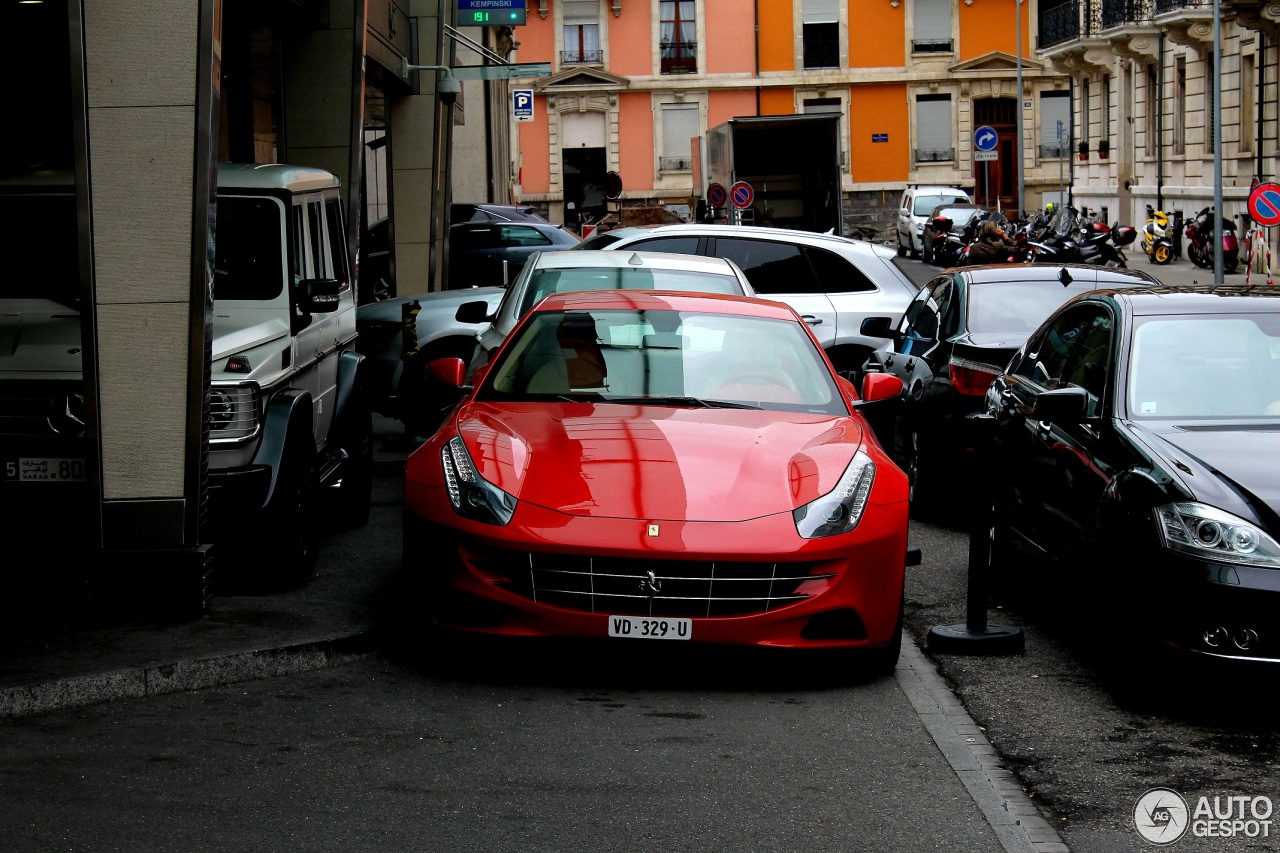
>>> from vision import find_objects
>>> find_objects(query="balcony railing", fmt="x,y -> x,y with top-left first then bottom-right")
915,148 -> 955,163
562,49 -> 604,64
1039,0 -> 1211,51
1039,144 -> 1067,159
659,156 -> 693,172
660,41 -> 697,74
912,39 -> 954,54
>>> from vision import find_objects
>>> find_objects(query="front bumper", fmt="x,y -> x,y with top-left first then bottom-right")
403,488 -> 908,651
1153,558 -> 1280,662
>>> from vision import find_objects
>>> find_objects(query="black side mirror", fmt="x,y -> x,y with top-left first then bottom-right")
860,316 -> 896,338
456,300 -> 493,324
299,278 -> 342,314
1031,386 -> 1089,424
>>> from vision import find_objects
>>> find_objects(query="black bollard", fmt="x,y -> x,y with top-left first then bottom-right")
926,412 -> 1025,655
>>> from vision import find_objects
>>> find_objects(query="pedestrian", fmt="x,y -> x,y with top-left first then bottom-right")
965,219 -> 1017,265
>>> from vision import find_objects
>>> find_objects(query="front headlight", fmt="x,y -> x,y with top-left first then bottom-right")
442,436 -> 516,525
1154,503 -> 1280,568
209,382 -> 261,443
794,450 -> 876,539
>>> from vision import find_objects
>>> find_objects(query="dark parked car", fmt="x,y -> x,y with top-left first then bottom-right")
920,203 -> 986,267
451,203 -> 549,223
449,221 -> 579,289
984,285 -> 1280,662
859,264 -> 1158,511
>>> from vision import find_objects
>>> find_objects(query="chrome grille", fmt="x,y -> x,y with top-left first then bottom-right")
0,381 -> 83,437
486,551 -> 831,618
208,383 -> 261,443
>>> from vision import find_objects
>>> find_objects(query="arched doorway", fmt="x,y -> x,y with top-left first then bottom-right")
560,111 -> 608,232
972,97 -> 1019,218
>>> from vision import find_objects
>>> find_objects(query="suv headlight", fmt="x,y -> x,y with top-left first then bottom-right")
209,382 -> 261,443
1154,503 -> 1280,568
794,450 -> 876,539
442,436 -> 517,525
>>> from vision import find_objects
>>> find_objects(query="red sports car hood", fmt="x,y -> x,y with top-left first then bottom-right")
454,402 -> 865,522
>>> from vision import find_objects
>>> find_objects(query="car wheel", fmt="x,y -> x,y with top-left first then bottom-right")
336,405 -> 374,528
865,594 -> 904,677
905,428 -> 936,518
896,237 -> 907,258
265,439 -> 319,590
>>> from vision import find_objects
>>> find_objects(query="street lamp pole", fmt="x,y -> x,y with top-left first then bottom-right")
1016,0 -> 1025,217
1214,0 -> 1224,284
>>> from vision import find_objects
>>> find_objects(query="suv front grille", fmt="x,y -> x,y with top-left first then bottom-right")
209,383 -> 261,444
0,381 -> 85,438
481,551 -> 831,618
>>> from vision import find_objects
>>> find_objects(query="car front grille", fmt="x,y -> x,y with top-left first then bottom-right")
481,551 -> 831,618
0,381 -> 85,438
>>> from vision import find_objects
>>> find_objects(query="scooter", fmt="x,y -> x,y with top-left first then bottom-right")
1185,206 -> 1240,274
1141,205 -> 1174,265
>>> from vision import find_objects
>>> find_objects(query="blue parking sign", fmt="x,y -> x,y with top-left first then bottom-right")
513,89 -> 534,122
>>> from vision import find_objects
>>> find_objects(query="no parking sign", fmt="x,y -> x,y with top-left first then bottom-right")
1248,182 -> 1280,227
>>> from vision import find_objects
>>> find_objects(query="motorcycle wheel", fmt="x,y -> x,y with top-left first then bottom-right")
1224,251 -> 1239,274
1153,244 -> 1172,265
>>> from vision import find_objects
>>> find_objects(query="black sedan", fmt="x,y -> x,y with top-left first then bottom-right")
984,285 -> 1280,662
448,221 -> 579,289
859,264 -> 1158,512
921,203 -> 985,267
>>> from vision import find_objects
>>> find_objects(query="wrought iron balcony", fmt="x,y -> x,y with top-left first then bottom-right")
1039,144 -> 1068,159
562,49 -> 604,64
1039,0 -> 1212,51
660,41 -> 697,74
658,156 -> 693,172
915,148 -> 955,164
912,39 -> 954,54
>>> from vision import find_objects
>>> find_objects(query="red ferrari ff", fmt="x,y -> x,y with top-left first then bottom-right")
403,290 -> 909,671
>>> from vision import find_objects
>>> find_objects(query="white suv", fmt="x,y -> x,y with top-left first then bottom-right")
574,223 -> 920,381
897,186 -> 971,259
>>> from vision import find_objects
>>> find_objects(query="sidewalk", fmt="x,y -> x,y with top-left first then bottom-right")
0,416 -> 416,719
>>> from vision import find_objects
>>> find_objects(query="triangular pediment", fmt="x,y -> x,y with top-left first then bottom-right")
535,66 -> 630,92
950,51 -> 1045,73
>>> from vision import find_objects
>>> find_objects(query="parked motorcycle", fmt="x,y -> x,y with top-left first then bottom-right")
1185,206 -> 1240,274
1026,207 -> 1132,267
1141,205 -> 1174,265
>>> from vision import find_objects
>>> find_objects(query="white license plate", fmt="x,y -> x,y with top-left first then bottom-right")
607,615 -> 692,641
6,458 -> 86,482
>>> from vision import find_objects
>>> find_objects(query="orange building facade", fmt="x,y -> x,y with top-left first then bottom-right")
499,0 -> 1067,233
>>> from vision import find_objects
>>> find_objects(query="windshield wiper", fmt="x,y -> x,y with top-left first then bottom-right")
603,395 -> 761,410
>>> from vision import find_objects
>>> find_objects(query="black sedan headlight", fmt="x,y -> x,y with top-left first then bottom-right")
442,436 -> 516,525
1154,503 -> 1280,568
794,450 -> 876,539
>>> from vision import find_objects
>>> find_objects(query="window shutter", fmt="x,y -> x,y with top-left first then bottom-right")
1039,92 -> 1070,151
563,0 -> 598,26
802,0 -> 839,24
913,0 -> 950,43
916,96 -> 952,152
661,105 -> 699,158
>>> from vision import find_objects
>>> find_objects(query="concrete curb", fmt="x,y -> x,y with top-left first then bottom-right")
896,636 -> 1069,853
0,628 -> 377,720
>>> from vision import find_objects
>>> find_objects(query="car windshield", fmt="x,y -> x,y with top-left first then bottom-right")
518,266 -> 744,316
573,232 -> 627,250
0,185 -> 80,308
212,196 -> 286,300
482,308 -> 847,415
966,280 -> 1099,337
915,195 -> 968,215
941,208 -> 980,226
1128,313 -> 1280,419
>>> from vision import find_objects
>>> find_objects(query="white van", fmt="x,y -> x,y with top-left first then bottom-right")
896,185 -> 972,258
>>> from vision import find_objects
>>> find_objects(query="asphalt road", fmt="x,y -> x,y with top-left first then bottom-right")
891,252 -> 1280,852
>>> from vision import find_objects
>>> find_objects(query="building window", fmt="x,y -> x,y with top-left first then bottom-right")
914,94 -> 953,163
1081,78 -> 1090,147
913,0 -> 952,53
562,0 -> 601,64
1102,74 -> 1111,148
659,104 -> 698,172
1206,52 -> 1216,151
1146,63 -> 1158,156
660,1 -> 696,74
1174,57 -> 1186,155
802,0 -> 839,69
1242,53 -> 1255,154
1039,91 -> 1070,158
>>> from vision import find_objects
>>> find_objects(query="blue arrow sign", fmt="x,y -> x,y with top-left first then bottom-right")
974,125 -> 998,152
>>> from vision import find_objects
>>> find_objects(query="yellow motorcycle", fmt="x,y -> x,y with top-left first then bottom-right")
1141,205 -> 1174,265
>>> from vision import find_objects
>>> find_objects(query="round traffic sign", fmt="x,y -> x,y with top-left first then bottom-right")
1248,182 -> 1280,227
707,182 -> 726,208
730,181 -> 754,210
603,171 -> 623,201
974,125 -> 999,152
